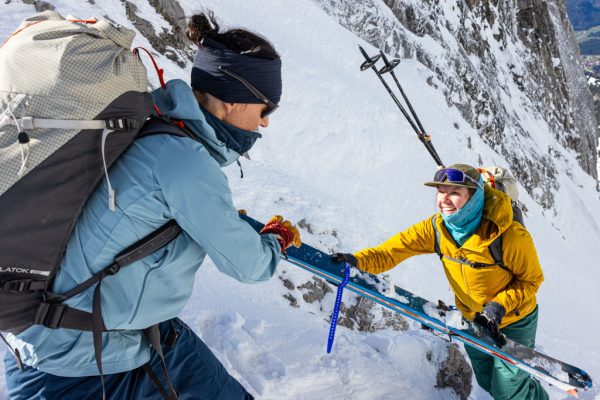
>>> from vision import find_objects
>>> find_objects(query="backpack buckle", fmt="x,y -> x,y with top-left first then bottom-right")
2,279 -> 48,292
2,280 -> 30,292
105,118 -> 139,131
105,263 -> 121,276
35,303 -> 67,329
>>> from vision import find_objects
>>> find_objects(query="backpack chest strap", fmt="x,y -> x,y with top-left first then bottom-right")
431,215 -> 510,272
439,254 -> 508,270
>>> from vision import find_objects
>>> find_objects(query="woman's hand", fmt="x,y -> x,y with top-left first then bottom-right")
259,215 -> 301,250
331,253 -> 358,267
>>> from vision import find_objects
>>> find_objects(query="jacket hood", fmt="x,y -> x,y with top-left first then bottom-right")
473,185 -> 514,247
151,79 -> 241,167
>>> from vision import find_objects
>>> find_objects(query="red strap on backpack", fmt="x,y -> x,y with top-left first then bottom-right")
477,167 -> 495,189
133,47 -> 166,89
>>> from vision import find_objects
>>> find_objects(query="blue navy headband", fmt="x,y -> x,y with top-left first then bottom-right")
191,38 -> 282,104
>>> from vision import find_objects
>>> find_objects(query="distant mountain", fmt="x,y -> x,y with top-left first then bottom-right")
567,0 -> 600,31
579,34 -> 600,54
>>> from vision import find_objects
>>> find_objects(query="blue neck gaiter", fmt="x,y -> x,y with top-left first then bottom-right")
199,105 -> 262,155
441,180 -> 485,246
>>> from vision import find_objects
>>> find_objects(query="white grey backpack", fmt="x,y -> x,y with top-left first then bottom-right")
0,11 -> 184,399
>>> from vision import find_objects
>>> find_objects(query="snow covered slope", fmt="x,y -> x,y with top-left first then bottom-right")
1,0 -> 599,399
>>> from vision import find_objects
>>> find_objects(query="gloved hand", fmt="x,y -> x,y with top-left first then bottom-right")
331,253 -> 358,268
259,215 -> 301,250
473,301 -> 507,347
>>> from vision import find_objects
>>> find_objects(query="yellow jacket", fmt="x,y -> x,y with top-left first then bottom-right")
354,187 -> 543,328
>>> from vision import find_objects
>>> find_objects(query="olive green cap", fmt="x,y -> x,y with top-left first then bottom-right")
424,164 -> 481,189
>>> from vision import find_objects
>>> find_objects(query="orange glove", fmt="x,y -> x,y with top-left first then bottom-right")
259,215 -> 301,251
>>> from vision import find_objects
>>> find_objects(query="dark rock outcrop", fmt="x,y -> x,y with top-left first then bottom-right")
436,344 -> 473,400
124,0 -> 192,68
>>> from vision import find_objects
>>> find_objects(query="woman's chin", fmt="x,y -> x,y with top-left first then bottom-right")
441,209 -> 457,216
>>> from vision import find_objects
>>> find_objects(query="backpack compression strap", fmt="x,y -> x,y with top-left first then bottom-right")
5,115 -> 142,210
431,215 -> 509,272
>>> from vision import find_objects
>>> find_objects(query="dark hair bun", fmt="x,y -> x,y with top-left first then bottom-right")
186,12 -> 220,45
187,11 -> 280,60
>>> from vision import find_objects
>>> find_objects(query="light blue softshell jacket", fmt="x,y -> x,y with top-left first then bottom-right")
7,80 -> 282,377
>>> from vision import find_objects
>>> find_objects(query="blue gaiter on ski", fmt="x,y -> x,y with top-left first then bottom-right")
441,178 -> 485,246
199,104 -> 262,155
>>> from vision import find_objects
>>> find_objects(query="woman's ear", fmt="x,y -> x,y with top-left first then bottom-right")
222,102 -> 236,114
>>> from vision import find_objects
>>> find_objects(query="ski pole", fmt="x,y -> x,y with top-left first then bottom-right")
327,263 -> 351,353
358,46 -> 424,139
379,51 -> 426,136
379,51 -> 445,167
358,46 -> 445,167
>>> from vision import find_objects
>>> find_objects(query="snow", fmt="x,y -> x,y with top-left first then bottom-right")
1,1 -> 600,399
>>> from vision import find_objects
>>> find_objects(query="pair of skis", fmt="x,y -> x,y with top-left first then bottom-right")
240,214 -> 593,397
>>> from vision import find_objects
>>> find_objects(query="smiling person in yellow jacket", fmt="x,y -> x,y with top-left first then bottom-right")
332,164 -> 548,400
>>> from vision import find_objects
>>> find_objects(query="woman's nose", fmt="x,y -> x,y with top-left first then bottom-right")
260,116 -> 269,128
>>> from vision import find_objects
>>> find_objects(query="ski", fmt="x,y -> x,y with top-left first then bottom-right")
241,214 -> 593,397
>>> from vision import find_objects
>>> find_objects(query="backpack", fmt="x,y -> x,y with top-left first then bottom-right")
0,11 -> 191,399
478,166 -> 524,226
431,166 -> 524,272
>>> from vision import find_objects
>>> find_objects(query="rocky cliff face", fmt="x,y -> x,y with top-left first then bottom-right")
80,0 -> 598,209
124,0 -> 192,68
315,0 -> 599,209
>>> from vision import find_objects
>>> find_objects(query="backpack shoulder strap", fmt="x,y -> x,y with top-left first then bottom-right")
138,116 -> 200,141
511,201 -> 525,227
488,234 -> 507,271
431,214 -> 442,259
432,214 -> 511,272
488,232 -> 514,272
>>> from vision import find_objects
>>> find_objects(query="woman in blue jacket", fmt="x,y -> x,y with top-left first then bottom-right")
4,12 -> 298,400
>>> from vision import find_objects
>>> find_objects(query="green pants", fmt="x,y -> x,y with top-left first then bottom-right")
464,306 -> 549,400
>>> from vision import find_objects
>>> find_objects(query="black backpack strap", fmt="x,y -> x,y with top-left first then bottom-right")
144,363 -> 177,400
488,234 -> 510,272
34,220 -> 182,400
431,215 -> 442,259
511,201 -> 525,227
54,220 -> 182,303
0,332 -> 23,369
432,214 -> 511,272
138,116 -> 199,141
143,324 -> 179,399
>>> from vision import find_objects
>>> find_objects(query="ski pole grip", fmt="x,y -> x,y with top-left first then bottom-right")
327,263 -> 351,353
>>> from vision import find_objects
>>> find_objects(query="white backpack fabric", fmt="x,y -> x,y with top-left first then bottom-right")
479,166 -> 520,202
0,10 -> 152,333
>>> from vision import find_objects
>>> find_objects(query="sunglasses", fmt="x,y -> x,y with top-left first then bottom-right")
218,66 -> 279,118
433,168 -> 482,188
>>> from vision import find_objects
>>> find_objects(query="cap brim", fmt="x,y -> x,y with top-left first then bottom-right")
424,181 -> 476,189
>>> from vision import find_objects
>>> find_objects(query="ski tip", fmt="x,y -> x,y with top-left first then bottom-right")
566,388 -> 578,398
